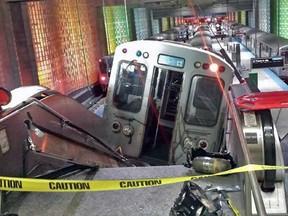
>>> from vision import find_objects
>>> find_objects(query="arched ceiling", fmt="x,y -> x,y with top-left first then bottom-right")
109,0 -> 253,18
144,0 -> 253,18
6,0 -> 253,18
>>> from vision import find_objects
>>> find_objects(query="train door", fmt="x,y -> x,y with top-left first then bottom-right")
279,46 -> 288,76
106,60 -> 183,162
141,68 -> 183,162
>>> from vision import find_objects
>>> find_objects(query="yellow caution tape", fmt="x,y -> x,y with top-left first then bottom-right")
0,164 -> 286,192
227,199 -> 241,216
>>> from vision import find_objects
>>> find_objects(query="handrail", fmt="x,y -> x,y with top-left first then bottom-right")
2,97 -> 133,167
229,92 -> 267,216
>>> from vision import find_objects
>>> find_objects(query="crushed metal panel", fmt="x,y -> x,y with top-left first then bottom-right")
0,128 -> 9,154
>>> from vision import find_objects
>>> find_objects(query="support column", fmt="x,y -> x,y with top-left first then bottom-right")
253,0 -> 259,29
0,1 -> 21,89
9,2 -> 36,86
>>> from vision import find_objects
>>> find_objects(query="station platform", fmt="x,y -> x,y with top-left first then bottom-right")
5,166 -> 244,216
213,39 -> 288,140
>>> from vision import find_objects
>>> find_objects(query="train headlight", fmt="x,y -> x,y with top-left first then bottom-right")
194,61 -> 201,68
198,139 -> 208,149
183,137 -> 194,151
209,63 -> 218,73
111,121 -> 121,133
123,124 -> 134,137
100,75 -> 107,81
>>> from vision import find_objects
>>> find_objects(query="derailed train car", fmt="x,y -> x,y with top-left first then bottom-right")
100,40 -> 234,164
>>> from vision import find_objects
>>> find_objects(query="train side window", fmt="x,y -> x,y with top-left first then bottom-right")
268,48 -> 272,57
281,50 -> 288,65
185,76 -> 224,127
155,69 -> 166,100
99,61 -> 107,74
259,43 -> 262,57
113,61 -> 147,113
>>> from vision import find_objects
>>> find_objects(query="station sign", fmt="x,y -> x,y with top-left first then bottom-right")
251,57 -> 284,69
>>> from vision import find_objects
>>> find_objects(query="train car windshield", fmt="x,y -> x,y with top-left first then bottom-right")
185,76 -> 224,127
113,61 -> 147,113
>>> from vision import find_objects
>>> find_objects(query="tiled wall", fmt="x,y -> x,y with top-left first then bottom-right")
152,19 -> 161,35
161,17 -> 169,31
27,0 -> 100,94
0,2 -> 14,90
247,10 -> 254,27
134,8 -> 150,40
103,5 -> 131,55
169,17 -> 175,28
235,11 -> 238,23
278,0 -> 288,37
240,11 -> 246,25
258,0 -> 270,32
228,12 -> 235,21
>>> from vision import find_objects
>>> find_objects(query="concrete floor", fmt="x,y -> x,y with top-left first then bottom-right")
4,166 -> 245,216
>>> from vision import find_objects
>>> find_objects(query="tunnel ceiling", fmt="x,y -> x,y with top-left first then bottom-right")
129,0 -> 253,18
6,0 -> 253,17
129,0 -> 251,9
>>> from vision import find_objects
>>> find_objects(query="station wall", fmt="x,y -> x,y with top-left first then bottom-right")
0,0 -> 185,94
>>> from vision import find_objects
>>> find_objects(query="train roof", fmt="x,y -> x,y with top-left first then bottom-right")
149,33 -> 171,41
194,31 -> 212,37
230,23 -> 244,29
231,23 -> 246,30
225,21 -> 237,27
115,40 -> 232,68
245,28 -> 268,37
257,33 -> 288,48
163,29 -> 178,34
194,25 -> 210,32
238,26 -> 253,33
162,40 -> 193,48
187,36 -> 212,50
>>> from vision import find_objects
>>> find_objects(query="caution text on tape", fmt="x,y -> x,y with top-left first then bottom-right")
0,164 -> 286,192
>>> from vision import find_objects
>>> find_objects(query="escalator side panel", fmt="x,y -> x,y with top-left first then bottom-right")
230,82 -> 276,191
